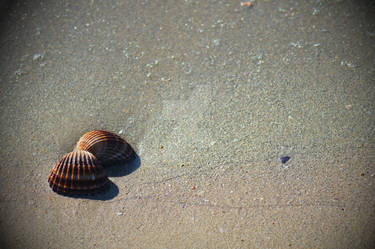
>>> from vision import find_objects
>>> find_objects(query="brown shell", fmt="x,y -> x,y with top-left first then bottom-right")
75,130 -> 136,167
48,150 -> 109,195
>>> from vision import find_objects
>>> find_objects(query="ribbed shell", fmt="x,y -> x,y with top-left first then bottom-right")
48,150 -> 109,195
75,130 -> 136,166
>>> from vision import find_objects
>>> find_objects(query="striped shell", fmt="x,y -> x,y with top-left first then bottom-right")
75,130 -> 136,167
48,150 -> 109,195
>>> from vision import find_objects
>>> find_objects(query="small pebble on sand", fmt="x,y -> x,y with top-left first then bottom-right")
33,53 -> 44,61
280,156 -> 291,164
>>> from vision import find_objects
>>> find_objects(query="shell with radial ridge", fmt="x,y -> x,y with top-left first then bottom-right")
48,150 -> 109,195
75,130 -> 136,167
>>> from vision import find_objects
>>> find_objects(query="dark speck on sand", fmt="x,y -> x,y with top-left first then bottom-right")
280,156 -> 291,164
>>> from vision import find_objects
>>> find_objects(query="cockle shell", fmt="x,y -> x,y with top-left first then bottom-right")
75,130 -> 136,167
48,150 -> 109,195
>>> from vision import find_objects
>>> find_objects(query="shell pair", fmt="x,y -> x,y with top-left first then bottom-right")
48,130 -> 136,195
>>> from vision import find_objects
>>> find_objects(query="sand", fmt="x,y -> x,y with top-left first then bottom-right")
0,0 -> 374,248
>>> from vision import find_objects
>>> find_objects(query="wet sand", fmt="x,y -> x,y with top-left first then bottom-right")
0,0 -> 374,248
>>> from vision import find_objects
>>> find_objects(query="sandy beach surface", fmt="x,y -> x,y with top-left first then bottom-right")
0,0 -> 374,248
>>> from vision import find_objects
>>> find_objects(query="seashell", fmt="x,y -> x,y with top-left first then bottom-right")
48,150 -> 109,195
75,130 -> 136,167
